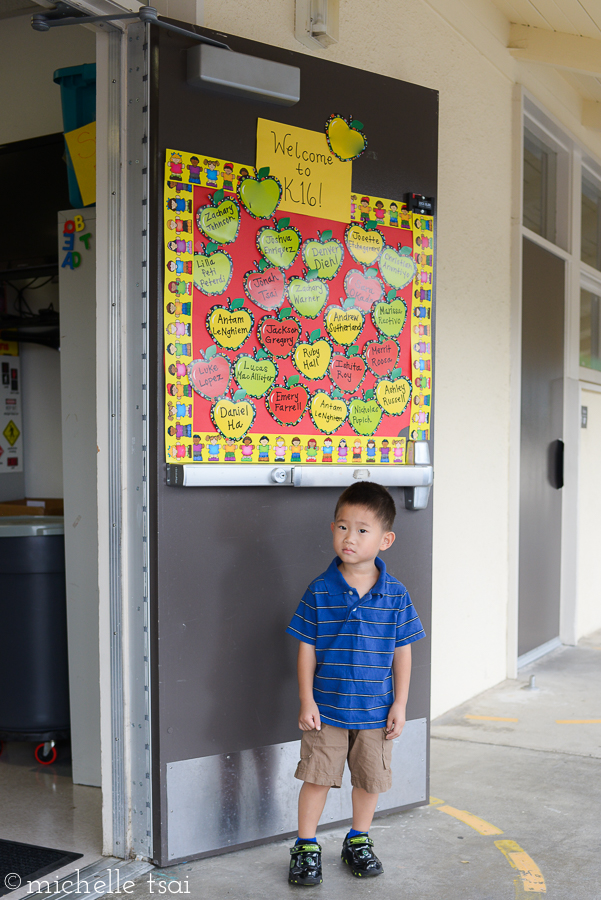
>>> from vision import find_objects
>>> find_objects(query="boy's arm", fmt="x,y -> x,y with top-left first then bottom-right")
297,641 -> 321,732
385,644 -> 412,739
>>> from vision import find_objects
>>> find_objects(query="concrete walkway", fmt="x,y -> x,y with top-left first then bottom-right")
126,630 -> 601,899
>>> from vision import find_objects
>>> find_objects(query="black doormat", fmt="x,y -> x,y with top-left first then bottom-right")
0,839 -> 83,896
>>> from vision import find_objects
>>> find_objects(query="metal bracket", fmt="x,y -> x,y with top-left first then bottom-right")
31,4 -> 230,48
165,442 -> 433,509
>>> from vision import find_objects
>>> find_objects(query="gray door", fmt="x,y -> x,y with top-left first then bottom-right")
518,238 -> 564,657
149,25 -> 437,865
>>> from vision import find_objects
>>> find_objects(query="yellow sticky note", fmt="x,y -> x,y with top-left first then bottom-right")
256,118 -> 351,223
64,121 -> 96,206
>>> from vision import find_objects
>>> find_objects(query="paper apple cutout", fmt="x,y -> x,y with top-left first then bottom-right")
196,192 -> 240,245
372,292 -> 408,338
328,347 -> 366,394
344,267 -> 384,313
238,167 -> 282,219
309,391 -> 348,433
193,243 -> 233,295
301,230 -> 344,281
258,307 -> 300,358
325,115 -> 367,162
187,345 -> 231,400
211,390 -> 256,438
375,371 -> 412,416
378,244 -> 417,290
293,328 -> 332,380
345,224 -> 384,266
243,260 -> 286,311
349,393 -> 383,436
364,338 -> 399,376
267,375 -> 309,426
257,217 -> 302,269
234,351 -> 277,398
206,297 -> 253,350
287,271 -> 329,319
324,297 -> 364,347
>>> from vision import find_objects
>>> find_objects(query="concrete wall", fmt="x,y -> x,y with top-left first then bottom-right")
577,387 -> 601,640
201,0 -> 601,716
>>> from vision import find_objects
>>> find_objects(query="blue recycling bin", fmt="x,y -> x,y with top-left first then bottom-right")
53,64 -> 96,208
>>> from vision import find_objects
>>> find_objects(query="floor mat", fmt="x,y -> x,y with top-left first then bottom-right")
0,839 -> 82,896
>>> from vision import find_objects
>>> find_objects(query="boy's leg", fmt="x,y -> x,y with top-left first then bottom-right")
298,782 -> 330,838
351,786 -> 379,832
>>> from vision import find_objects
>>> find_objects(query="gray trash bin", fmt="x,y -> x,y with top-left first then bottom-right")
0,516 -> 70,741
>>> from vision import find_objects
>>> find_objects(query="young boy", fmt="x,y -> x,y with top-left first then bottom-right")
286,482 -> 425,886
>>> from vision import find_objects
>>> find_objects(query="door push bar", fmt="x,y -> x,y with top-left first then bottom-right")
166,441 -> 433,510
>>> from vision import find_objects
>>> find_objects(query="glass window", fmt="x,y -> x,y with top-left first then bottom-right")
580,288 -> 601,371
523,130 -> 557,242
581,176 -> 601,271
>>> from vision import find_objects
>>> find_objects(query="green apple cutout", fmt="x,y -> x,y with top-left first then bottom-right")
301,230 -> 344,281
375,369 -> 412,416
293,328 -> 332,381
193,242 -> 233,296
309,390 -> 348,434
372,289 -> 408,338
324,297 -> 364,347
349,389 -> 383,436
238,166 -> 282,219
196,190 -> 240,244
234,349 -> 277,398
211,388 -> 256,439
325,114 -> 367,162
287,268 -> 329,319
206,296 -> 254,351
345,222 -> 384,266
378,244 -> 417,290
257,217 -> 302,269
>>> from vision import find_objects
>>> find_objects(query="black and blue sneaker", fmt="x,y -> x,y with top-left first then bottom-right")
341,834 -> 383,878
288,842 -> 323,886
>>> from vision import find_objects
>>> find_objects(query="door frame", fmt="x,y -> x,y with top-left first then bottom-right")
509,87 -> 598,677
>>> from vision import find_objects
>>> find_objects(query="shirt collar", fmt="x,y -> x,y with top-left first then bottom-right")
323,556 -> 387,596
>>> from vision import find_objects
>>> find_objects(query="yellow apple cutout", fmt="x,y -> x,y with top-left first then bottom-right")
293,328 -> 332,380
206,297 -> 253,350
211,389 -> 256,439
324,298 -> 364,347
345,224 -> 384,266
375,372 -> 412,416
325,115 -> 367,162
310,391 -> 348,433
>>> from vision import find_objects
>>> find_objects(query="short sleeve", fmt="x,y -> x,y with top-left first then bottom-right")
395,589 -> 426,647
286,588 -> 318,645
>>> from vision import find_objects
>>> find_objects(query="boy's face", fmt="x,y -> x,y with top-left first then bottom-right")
331,503 -> 395,570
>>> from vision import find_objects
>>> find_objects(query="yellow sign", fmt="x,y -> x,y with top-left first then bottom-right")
256,119 -> 351,223
3,421 -> 20,447
65,121 -> 96,207
0,342 -> 18,356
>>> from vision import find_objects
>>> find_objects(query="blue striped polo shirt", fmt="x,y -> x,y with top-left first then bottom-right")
286,557 -> 425,729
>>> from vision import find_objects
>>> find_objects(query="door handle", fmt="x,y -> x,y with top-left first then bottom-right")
548,439 -> 564,489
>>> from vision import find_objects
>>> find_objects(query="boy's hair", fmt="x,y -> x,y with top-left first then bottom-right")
334,481 -> 396,532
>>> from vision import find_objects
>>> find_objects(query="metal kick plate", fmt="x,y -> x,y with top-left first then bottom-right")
166,717 -> 427,860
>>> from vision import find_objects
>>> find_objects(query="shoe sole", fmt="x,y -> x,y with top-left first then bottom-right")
288,877 -> 323,886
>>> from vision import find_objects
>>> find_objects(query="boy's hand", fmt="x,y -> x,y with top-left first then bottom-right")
298,700 -> 321,732
385,701 -> 406,739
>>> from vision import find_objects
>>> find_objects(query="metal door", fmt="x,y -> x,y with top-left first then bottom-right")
518,238 -> 564,658
149,25 -> 437,865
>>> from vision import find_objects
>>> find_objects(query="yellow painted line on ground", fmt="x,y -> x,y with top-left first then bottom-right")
464,714 -> 519,722
495,840 -> 546,893
556,718 -> 601,724
436,805 -> 504,836
429,796 -> 445,806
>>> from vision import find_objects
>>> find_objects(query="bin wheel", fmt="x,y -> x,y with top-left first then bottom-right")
34,742 -> 57,765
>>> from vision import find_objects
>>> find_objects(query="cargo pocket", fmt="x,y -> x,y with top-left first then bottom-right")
300,728 -> 320,760
382,729 -> 393,771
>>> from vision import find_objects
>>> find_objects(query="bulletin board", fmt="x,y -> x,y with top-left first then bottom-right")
163,120 -> 433,466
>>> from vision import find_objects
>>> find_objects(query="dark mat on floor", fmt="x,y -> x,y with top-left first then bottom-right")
0,839 -> 82,896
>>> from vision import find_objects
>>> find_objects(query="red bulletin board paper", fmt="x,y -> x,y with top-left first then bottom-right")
163,150 -> 433,467
192,189 -> 410,429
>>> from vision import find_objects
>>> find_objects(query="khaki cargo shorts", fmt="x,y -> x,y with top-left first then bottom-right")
295,723 -> 393,794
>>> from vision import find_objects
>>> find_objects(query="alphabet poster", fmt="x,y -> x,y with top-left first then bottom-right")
164,123 -> 433,466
